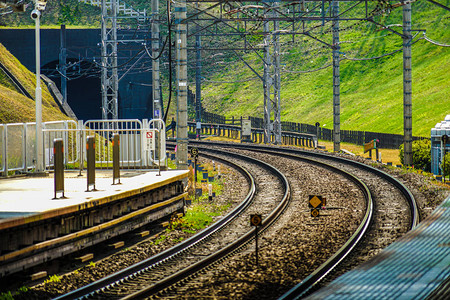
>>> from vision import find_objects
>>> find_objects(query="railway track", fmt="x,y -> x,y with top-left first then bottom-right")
55,148 -> 289,299
187,141 -> 418,299
26,139 -> 422,299
54,142 -> 386,299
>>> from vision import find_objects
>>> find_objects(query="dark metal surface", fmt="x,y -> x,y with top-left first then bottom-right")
53,138 -> 64,198
86,136 -> 95,191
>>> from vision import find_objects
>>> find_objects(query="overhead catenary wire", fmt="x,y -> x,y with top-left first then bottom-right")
423,32 -> 450,47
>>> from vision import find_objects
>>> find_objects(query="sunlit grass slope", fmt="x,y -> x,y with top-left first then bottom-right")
201,2 -> 449,137
0,43 -> 71,123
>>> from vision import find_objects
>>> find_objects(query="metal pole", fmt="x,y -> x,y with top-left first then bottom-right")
332,0 -> 341,152
262,1 -> 281,145
101,0 -> 119,120
175,0 -> 188,170
59,24 -> 67,103
152,0 -> 161,119
263,3 -> 272,144
403,2 -> 413,165
273,5 -> 281,145
35,10 -> 44,173
195,1 -> 202,125
255,226 -> 259,267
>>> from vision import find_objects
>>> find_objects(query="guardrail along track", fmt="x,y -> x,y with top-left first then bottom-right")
56,148 -> 287,299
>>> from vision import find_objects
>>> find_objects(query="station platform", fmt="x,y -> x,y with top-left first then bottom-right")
0,169 -> 189,220
308,195 -> 450,299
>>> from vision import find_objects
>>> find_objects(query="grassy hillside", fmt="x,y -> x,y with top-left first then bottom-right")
0,43 -> 71,123
0,0 -> 101,27
1,1 -> 447,136
200,2 -> 450,137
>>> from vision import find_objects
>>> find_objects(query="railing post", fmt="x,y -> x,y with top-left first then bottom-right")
112,133 -> 120,185
86,136 -> 96,191
2,125 -> 7,176
53,138 -> 64,199
63,120 -> 69,165
78,120 -> 84,176
22,123 -> 27,173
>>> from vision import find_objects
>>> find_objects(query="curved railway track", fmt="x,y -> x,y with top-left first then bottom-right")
187,141 -> 418,299
40,140 -> 421,299
54,142 -> 390,299
55,147 -> 290,299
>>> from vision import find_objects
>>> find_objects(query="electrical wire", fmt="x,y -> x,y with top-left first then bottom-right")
144,33 -> 171,60
423,33 -> 450,47
281,33 -> 424,74
201,76 -> 259,83
163,0 -> 172,123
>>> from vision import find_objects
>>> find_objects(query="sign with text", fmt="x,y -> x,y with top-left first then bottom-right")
190,147 -> 199,158
144,129 -> 155,151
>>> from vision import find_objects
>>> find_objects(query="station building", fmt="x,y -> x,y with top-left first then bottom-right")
431,114 -> 450,175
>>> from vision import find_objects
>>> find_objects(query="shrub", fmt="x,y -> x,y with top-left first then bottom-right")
442,152 -> 450,176
399,139 -> 431,171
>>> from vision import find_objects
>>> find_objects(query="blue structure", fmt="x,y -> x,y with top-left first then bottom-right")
0,28 -> 153,120
306,195 -> 450,299
431,114 -> 450,175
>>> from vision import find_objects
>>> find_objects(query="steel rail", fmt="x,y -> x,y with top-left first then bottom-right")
123,145 -> 292,299
55,149 -> 257,300
126,144 -> 375,299
221,146 -> 373,299
190,140 -> 418,299
192,140 -> 419,228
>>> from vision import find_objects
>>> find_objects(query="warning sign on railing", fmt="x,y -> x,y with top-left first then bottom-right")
144,130 -> 155,151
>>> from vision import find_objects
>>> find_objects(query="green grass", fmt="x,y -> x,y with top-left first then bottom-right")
168,162 -> 230,233
0,0 -> 101,27
0,44 -> 71,124
2,2 -> 448,137
199,2 -> 450,137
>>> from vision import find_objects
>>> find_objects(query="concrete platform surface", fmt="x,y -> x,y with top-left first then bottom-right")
0,170 -> 188,219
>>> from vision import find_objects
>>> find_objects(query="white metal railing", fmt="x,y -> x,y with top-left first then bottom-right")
78,0 -> 147,20
1,119 -> 166,177
84,119 -> 144,169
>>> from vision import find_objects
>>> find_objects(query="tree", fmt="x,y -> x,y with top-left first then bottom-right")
399,139 -> 431,171
57,2 -> 81,25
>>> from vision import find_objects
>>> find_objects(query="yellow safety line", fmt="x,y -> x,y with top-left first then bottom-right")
0,192 -> 187,262
0,171 -> 189,230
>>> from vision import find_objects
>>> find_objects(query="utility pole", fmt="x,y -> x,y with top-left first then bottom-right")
263,1 -> 281,144
101,0 -> 119,119
195,1 -> 202,125
33,2 -> 44,173
175,0 -> 188,170
332,0 -> 341,152
152,0 -> 161,119
402,1 -> 413,165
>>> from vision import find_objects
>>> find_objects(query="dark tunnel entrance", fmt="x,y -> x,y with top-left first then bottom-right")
41,59 -> 103,121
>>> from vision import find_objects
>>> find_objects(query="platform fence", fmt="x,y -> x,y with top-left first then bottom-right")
0,119 -> 166,177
